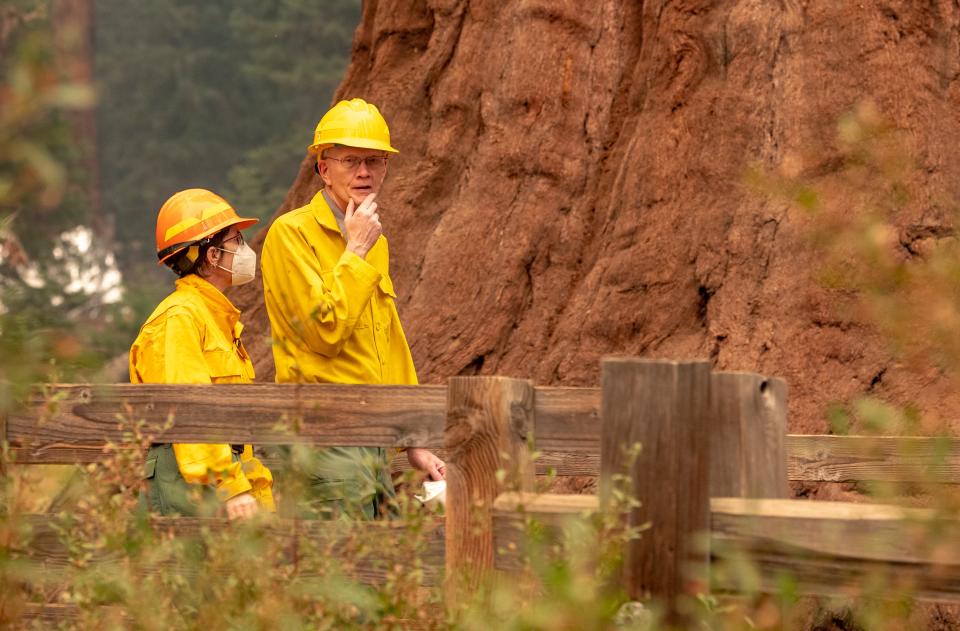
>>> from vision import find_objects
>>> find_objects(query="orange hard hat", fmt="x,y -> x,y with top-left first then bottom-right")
155,189 -> 257,267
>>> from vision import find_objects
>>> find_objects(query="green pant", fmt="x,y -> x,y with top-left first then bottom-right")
140,444 -> 221,517
267,446 -> 396,520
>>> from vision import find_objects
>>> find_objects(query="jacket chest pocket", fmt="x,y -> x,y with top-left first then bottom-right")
203,348 -> 245,383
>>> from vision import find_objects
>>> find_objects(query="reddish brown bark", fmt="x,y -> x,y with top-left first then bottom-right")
234,1 -> 960,438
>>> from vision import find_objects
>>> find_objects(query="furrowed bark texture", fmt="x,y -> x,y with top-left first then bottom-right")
234,0 -> 960,436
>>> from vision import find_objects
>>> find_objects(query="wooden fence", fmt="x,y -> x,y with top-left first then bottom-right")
4,358 -> 960,622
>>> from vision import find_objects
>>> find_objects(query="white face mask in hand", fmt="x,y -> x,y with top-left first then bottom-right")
215,242 -> 257,286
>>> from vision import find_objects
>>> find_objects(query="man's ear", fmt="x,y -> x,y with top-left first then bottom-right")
317,159 -> 331,186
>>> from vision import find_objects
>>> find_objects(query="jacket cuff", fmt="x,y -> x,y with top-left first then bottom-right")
339,250 -> 382,286
216,473 -> 254,502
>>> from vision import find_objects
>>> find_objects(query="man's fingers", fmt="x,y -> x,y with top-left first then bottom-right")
359,192 -> 377,213
345,199 -> 356,218
359,201 -> 378,218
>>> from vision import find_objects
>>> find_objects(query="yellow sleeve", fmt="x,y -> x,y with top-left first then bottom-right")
131,308 -> 211,384
262,222 -> 381,358
239,445 -> 276,512
173,443 -> 252,501
132,308 -> 253,500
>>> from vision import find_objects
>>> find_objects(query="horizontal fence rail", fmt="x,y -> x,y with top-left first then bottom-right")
785,434 -> 960,484
493,493 -> 960,603
7,382 -> 959,485
21,514 -> 446,587
5,383 -> 449,454
8,364 -> 960,626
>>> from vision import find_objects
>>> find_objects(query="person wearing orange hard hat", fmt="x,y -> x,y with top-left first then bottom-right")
130,188 -> 275,519
260,99 -> 444,519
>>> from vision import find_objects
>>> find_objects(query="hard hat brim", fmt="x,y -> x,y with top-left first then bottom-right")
308,137 -> 399,155
156,215 -> 259,266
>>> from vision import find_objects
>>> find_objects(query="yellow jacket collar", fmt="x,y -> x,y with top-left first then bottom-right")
175,274 -> 243,337
310,190 -> 343,234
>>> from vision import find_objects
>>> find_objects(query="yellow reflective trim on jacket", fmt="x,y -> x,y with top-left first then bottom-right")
129,274 -> 275,509
261,190 -> 417,386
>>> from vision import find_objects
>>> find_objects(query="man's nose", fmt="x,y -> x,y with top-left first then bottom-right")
356,160 -> 372,176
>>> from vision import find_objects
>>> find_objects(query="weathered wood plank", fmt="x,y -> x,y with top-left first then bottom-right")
445,377 -> 535,598
12,444 -> 605,478
16,384 -> 960,488
711,544 -> 960,603
710,373 -> 788,498
18,437 -> 960,490
8,383 -> 447,456
531,387 -> 600,452
600,359 -> 712,612
711,498 -> 960,564
17,603 -> 438,628
19,604 -> 127,625
787,434 -> 960,483
21,514 -> 445,587
392,449 -> 600,478
493,494 -> 960,602
493,492 -> 598,572
711,497 -> 960,602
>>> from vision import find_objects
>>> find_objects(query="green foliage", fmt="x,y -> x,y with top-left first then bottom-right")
95,0 -> 360,270
0,0 -> 118,389
2,0 -> 361,385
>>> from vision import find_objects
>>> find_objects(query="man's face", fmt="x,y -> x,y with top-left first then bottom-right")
317,146 -> 390,211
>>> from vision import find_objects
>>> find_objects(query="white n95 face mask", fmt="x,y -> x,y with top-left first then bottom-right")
216,242 -> 257,286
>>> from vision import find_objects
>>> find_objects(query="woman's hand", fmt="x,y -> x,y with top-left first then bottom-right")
225,492 -> 259,520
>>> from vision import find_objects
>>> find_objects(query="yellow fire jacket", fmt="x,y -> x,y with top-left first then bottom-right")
261,190 -> 417,386
129,274 -> 275,510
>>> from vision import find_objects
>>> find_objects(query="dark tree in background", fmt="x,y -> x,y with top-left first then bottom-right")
95,0 -> 360,283
1,0 -> 360,377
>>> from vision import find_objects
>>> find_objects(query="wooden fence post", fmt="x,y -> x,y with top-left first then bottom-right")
444,376 -> 535,598
599,359 -> 711,613
710,372 -> 788,498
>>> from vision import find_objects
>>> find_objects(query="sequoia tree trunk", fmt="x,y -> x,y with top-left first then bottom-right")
234,0 -> 960,438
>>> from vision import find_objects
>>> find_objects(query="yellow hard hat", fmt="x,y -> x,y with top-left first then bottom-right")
308,98 -> 399,154
155,189 -> 257,268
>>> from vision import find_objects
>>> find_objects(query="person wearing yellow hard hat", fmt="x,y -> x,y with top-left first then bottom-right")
130,188 -> 275,519
260,98 -> 445,519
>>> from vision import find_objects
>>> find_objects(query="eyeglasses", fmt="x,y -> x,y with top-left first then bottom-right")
324,155 -> 389,172
221,233 -> 244,248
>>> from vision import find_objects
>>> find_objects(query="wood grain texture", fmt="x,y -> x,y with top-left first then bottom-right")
15,385 -> 960,489
600,358 -> 712,607
711,497 -> 960,602
7,383 -> 447,457
21,514 -> 445,587
444,376 -> 535,596
710,373 -> 788,498
19,604 -> 127,625
787,434 -> 960,483
493,492 -> 599,572
531,387 -> 600,452
27,436 -> 960,486
16,604 -> 438,628
493,494 -> 960,602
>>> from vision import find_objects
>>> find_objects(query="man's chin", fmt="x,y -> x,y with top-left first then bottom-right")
350,191 -> 375,205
